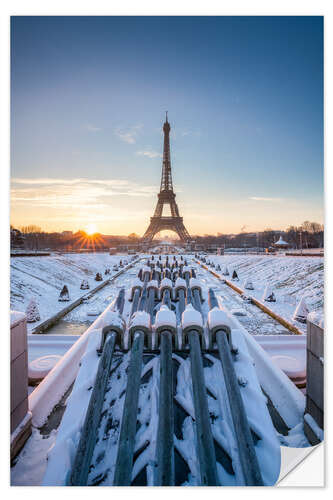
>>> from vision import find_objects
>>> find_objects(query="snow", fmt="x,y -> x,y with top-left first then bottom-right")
207,307 -> 236,332
275,236 -> 288,246
11,427 -> 57,486
29,298 -> 118,428
181,265 -> 191,275
175,277 -> 186,289
207,254 -> 323,334
241,329 -> 305,428
189,277 -> 201,290
307,310 -> 324,328
10,252 -> 130,332
244,277 -> 254,290
304,413 -> 324,441
28,355 -> 62,383
181,303 -> 203,330
27,335 -> 79,363
262,284 -> 276,302
160,277 -> 172,290
25,297 -> 41,322
42,328 -> 103,485
141,265 -> 151,276
12,253 -> 319,485
10,310 -> 26,327
293,296 -> 309,323
147,279 -> 158,289
129,310 -> 151,330
271,355 -> 306,380
154,305 -> 177,331
231,308 -> 247,316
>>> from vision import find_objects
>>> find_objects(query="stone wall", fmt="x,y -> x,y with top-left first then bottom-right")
11,311 -> 32,458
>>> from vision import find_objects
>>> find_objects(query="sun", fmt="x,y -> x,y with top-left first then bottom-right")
86,223 -> 97,235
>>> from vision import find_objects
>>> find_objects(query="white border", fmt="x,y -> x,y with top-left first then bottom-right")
2,1 -> 331,496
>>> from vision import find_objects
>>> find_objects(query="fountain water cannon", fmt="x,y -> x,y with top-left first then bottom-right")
180,302 -> 218,484
182,265 -> 191,285
172,269 -> 179,283
152,268 -> 162,283
71,287 -> 126,485
181,303 -> 204,348
97,288 -> 126,353
97,315 -> 126,354
160,277 -> 173,295
154,305 -> 177,349
129,278 -> 143,301
207,287 -> 263,486
207,307 -> 234,346
146,279 -> 159,314
164,267 -> 172,279
128,311 -> 152,349
142,265 -> 152,282
189,277 -> 204,311
160,277 -> 173,310
174,277 -> 186,301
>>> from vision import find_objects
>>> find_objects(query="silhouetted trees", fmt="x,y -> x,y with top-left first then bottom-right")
10,220 -> 324,251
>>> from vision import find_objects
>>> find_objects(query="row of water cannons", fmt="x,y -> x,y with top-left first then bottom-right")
58,259 -> 130,301
70,256 -> 265,486
196,255 -> 310,324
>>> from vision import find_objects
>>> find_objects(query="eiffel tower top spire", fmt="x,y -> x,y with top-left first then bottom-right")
161,112 -> 173,192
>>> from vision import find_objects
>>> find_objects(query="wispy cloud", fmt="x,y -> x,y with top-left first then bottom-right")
181,129 -> 201,137
115,124 -> 143,144
85,123 -> 102,132
11,177 -> 156,211
136,149 -> 162,159
249,197 -> 284,202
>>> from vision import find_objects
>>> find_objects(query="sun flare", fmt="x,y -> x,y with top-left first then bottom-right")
86,223 -> 97,235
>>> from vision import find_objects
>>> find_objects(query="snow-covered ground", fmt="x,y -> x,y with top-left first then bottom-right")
206,255 -> 324,333
10,253 -> 324,335
10,253 -> 134,332
11,253 -> 322,486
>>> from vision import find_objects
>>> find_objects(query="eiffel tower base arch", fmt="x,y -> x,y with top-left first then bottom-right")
142,216 -> 190,243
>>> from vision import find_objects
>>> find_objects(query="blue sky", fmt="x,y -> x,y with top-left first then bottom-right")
11,16 -> 323,235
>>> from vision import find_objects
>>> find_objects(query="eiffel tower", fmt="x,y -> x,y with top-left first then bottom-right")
142,113 -> 191,243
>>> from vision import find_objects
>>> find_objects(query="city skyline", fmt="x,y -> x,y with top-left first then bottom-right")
11,16 -> 323,236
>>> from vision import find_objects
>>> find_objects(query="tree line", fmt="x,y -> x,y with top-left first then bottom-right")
10,221 -> 324,251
